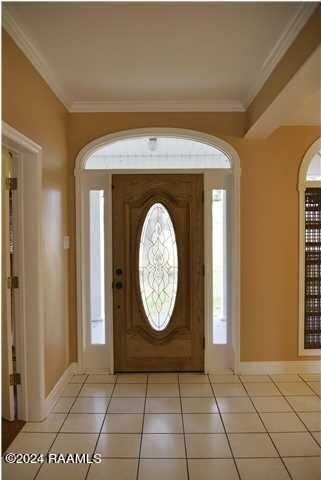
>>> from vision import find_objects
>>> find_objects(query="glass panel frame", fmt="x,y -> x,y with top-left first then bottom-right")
139,203 -> 178,331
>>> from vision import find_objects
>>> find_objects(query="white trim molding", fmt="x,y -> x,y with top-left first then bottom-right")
69,100 -> 245,113
44,363 -> 78,416
237,361 -> 320,375
298,137 -> 321,357
2,122 -> 45,421
244,2 -> 318,107
2,122 -> 42,154
3,3 -> 316,114
2,7 -> 71,109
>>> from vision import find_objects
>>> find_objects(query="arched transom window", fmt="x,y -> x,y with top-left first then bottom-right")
85,136 -> 231,169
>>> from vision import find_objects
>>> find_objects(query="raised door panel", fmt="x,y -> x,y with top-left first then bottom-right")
112,174 -> 204,372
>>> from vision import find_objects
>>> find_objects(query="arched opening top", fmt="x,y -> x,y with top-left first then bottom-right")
306,151 -> 321,181
85,135 -> 231,170
74,128 -> 240,173
298,137 -> 321,189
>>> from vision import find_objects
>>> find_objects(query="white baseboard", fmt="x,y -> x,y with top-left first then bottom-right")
73,368 -> 113,374
44,362 -> 78,416
236,361 -> 320,375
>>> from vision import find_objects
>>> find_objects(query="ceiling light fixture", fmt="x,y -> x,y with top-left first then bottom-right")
148,137 -> 158,152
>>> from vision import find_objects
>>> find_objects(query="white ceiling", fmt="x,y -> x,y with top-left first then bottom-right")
3,2 -> 318,112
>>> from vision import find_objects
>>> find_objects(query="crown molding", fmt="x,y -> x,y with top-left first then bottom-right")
2,7 -> 72,110
3,3 -> 317,114
244,2 -> 318,108
69,99 -> 245,113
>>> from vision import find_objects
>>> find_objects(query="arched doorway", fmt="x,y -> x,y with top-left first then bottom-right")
75,128 -> 241,373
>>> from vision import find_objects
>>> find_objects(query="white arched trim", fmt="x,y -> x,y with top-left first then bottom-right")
298,136 -> 321,357
298,137 -> 321,191
74,127 -> 241,174
75,128 -> 241,373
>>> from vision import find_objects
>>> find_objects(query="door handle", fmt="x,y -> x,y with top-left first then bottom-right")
115,281 -> 123,290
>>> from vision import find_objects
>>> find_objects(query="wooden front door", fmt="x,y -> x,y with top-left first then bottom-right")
112,174 -> 204,372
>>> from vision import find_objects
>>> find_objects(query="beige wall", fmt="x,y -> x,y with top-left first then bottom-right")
68,115 -> 320,362
2,31 -> 70,394
238,127 -> 320,360
3,31 -> 320,385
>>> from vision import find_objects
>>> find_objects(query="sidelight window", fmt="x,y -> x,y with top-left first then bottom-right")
299,145 -> 321,354
212,190 -> 227,344
303,187 -> 321,349
89,190 -> 105,344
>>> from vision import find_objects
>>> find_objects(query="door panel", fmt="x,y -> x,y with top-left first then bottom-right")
112,174 -> 204,372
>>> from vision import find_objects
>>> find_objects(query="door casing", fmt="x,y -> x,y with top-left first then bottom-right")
75,128 -> 241,373
2,122 -> 45,421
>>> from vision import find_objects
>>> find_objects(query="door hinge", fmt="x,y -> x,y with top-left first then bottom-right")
202,190 -> 204,203
203,337 -> 205,350
9,373 -> 21,386
7,276 -> 19,289
203,264 -> 205,276
6,177 -> 18,190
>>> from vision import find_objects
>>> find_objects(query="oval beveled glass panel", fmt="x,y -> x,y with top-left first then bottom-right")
139,203 -> 178,331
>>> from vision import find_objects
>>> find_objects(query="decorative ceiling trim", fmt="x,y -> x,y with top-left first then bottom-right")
3,3 -> 317,113
2,7 -> 71,110
244,2 -> 318,108
69,100 -> 246,113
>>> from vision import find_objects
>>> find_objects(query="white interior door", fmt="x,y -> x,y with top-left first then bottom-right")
2,147 -> 15,420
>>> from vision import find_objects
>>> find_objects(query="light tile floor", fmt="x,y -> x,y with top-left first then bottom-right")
3,372 -> 321,480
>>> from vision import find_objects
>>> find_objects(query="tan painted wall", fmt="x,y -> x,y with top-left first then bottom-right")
68,115 -> 320,362
2,31 -> 71,394
3,30 -> 320,380
238,127 -> 320,360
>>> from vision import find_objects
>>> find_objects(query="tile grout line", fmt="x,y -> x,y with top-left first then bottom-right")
239,375 -> 294,480
33,373 -> 90,479
178,374 -> 190,480
84,374 -> 118,480
208,374 -> 242,480
268,376 -> 321,451
136,375 -> 148,480
7,372 -> 320,480
298,374 -> 321,399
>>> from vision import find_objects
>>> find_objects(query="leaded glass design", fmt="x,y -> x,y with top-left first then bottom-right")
304,188 -> 321,348
139,203 -> 178,331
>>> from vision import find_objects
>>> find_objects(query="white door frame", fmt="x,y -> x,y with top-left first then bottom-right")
298,137 -> 321,356
75,128 -> 241,373
2,122 -> 45,421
